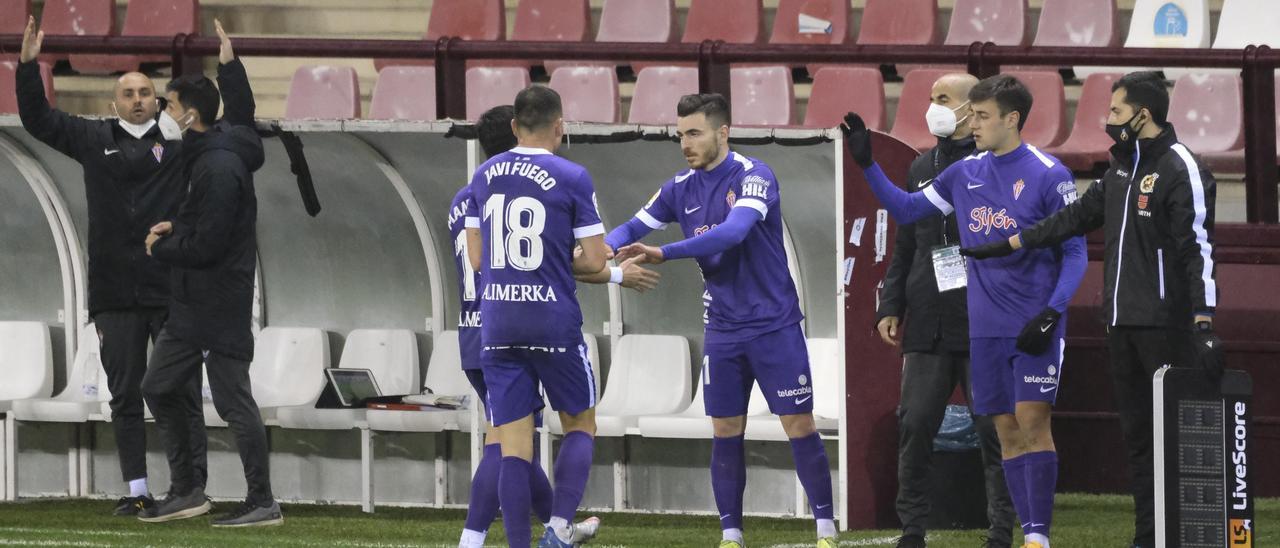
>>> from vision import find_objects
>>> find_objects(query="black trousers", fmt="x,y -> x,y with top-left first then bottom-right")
1108,326 -> 1195,545
94,307 -> 207,486
141,329 -> 273,506
896,351 -> 1014,543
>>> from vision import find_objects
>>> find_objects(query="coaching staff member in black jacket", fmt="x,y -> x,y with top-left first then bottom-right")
15,15 -> 206,515
136,23 -> 280,528
962,71 -> 1221,548
874,73 -> 1013,548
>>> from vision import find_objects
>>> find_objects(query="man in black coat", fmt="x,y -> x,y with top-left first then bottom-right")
963,71 -> 1222,548
136,23 -> 280,527
877,73 -> 1014,548
14,15 -> 205,515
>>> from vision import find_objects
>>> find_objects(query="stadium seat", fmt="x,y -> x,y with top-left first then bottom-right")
1167,73 -> 1244,154
683,0 -> 763,45
745,338 -> 839,441
1046,72 -> 1124,172
1203,73 -> 1280,173
944,0 -> 1030,47
11,327 -> 104,423
0,0 -> 30,35
464,67 -> 531,121
890,69 -> 954,152
1212,0 -> 1280,50
802,67 -> 885,130
365,331 -> 475,433
592,334 -> 691,437
1034,0 -> 1119,48
1078,0 -> 1210,78
627,66 -> 698,125
637,372 -> 769,439
202,327 -> 330,428
369,66 -> 438,121
38,0 -> 113,66
1007,71 -> 1069,148
374,0 -> 505,71
769,0 -> 850,74
548,66 -> 620,123
0,61 -> 55,113
597,0 -> 676,44
730,66 -> 794,127
70,0 -> 200,75
274,329 -> 419,430
0,321 -> 54,411
284,65 -> 361,120
857,0 -> 938,46
514,0 -> 592,71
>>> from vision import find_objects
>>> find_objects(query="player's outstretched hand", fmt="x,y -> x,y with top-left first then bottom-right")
960,237 -> 1018,259
1015,307 -> 1061,356
839,112 -> 874,169
19,16 -> 44,64
215,19 -> 235,64
618,256 -> 661,293
615,243 -> 665,265
1192,324 -> 1224,384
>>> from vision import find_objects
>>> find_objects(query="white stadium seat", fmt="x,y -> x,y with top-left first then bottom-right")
203,327 -> 330,428
1077,0 -> 1210,78
275,329 -> 418,430
592,334 -> 691,437
365,331 -> 474,433
0,321 -> 54,410
12,326 -> 107,423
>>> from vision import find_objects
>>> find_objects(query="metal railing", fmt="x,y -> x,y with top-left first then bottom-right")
2,34 -> 1276,223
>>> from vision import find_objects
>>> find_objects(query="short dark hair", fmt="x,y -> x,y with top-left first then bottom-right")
677,93 -> 731,128
477,105 -> 516,158
165,74 -> 220,127
1112,71 -> 1170,126
968,75 -> 1033,130
513,86 -> 562,131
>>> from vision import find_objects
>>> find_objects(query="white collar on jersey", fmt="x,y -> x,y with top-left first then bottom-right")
509,146 -> 552,155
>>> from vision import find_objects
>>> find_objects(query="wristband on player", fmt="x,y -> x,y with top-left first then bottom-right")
609,266 -> 624,284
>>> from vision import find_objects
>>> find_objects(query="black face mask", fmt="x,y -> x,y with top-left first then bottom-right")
1106,110 -> 1147,148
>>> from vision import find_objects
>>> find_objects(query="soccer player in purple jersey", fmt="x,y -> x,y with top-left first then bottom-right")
453,105 -> 657,548
609,94 -> 838,548
843,75 -> 1088,548
463,87 -> 610,548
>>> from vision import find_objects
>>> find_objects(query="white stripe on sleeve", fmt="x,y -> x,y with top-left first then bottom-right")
636,209 -> 668,230
733,197 -> 769,217
1170,144 -> 1217,308
573,223 -> 606,239
922,185 -> 955,215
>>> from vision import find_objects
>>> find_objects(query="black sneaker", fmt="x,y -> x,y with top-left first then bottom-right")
896,534 -> 926,548
137,488 -> 212,523
113,495 -> 154,516
211,500 -> 283,528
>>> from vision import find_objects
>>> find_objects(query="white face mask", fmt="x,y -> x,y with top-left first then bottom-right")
925,101 -> 971,138
112,102 -> 158,140
158,110 -> 189,141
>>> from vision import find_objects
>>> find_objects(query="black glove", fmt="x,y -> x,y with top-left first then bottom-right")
840,112 -> 874,169
1192,321 -> 1224,383
1016,308 -> 1062,356
961,238 -> 1017,259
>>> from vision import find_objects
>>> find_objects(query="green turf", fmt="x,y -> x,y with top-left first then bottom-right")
0,494 -> 1273,547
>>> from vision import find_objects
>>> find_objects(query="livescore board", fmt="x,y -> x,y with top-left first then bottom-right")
1154,368 -> 1254,548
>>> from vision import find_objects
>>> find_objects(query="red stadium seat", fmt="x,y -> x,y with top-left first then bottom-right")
1006,71 -> 1068,148
1168,73 -> 1244,154
730,66 -> 793,127
548,66 -> 620,123
284,65 -> 361,120
944,0 -> 1030,47
627,66 -> 698,125
375,0 -> 505,71
39,0 -> 113,65
513,0 -> 591,70
72,0 -> 200,75
770,0 -> 850,75
683,0 -> 763,44
890,69 -> 953,152
1034,0 -> 1119,48
857,0 -> 938,46
0,0 -> 30,35
0,61 -> 55,114
369,66 -> 437,121
803,67 -> 885,130
1203,73 -> 1280,174
465,67 -> 531,121
597,0 -> 676,43
1046,73 -> 1124,172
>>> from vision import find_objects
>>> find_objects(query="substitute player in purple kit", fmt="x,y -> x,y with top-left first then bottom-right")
842,75 -> 1087,548
610,94 -> 837,548
463,87 -> 610,548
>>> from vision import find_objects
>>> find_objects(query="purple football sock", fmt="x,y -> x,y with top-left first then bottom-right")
498,456 -> 532,547
1002,454 -> 1032,535
551,430 -> 594,522
463,444 -> 502,532
789,432 -> 835,520
711,435 -> 747,531
530,457 -> 553,524
1023,450 -> 1059,539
